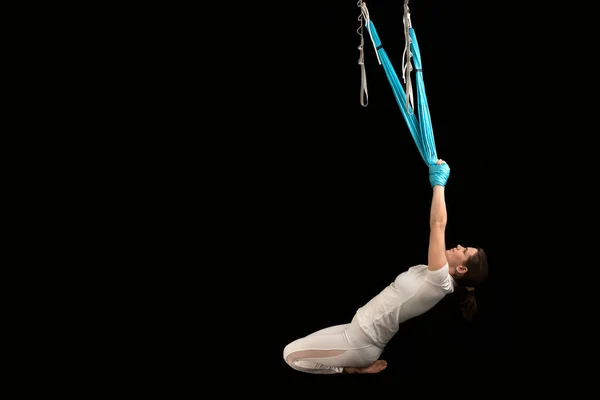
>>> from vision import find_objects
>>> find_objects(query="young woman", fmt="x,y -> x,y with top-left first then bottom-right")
282,160 -> 489,374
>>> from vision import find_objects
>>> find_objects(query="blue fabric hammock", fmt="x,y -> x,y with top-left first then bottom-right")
365,20 -> 438,167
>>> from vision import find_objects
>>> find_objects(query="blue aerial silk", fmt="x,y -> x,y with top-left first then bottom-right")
366,21 -> 437,167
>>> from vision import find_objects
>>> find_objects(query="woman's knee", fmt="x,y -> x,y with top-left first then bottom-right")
283,341 -> 296,365
283,340 -> 313,366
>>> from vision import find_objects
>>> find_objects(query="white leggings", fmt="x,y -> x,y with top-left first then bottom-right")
283,315 -> 383,374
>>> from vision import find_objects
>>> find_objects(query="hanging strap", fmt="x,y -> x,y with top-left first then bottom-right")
358,0 -> 416,115
357,1 -> 368,107
402,0 -> 415,116
357,1 -> 383,107
357,1 -> 372,107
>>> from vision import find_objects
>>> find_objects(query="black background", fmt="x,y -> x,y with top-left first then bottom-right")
124,0 -> 595,391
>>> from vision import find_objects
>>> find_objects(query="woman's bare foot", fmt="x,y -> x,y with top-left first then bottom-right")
343,360 -> 387,374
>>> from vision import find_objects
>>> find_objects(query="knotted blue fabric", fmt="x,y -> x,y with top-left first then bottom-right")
429,162 -> 450,187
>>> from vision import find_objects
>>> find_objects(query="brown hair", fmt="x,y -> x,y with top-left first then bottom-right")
454,248 -> 488,321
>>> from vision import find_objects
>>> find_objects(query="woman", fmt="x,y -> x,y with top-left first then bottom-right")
282,160 -> 489,374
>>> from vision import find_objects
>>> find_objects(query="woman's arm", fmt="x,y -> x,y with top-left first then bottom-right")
427,160 -> 449,271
